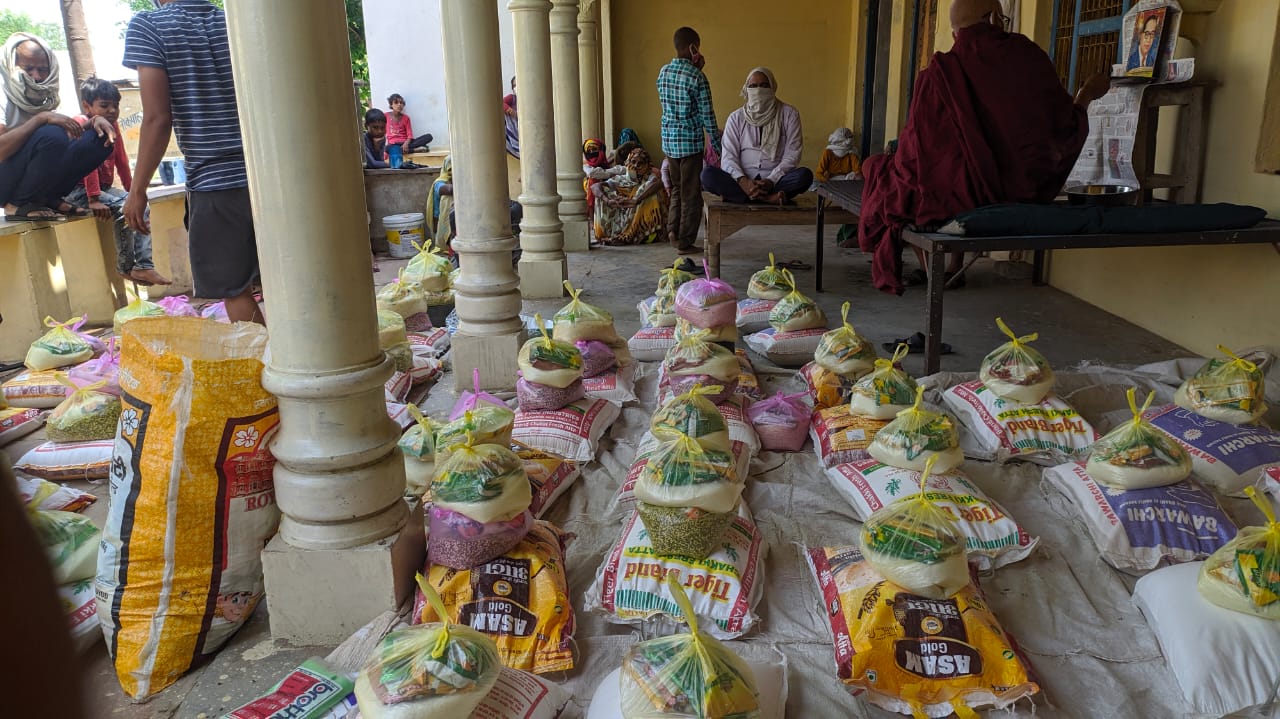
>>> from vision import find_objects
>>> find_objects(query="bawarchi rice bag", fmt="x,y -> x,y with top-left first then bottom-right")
519,314 -> 584,389
651,384 -> 731,453
431,439 -> 531,525
868,386 -> 963,473
815,302 -> 877,377
1145,404 -> 1280,497
45,374 -> 121,443
859,455 -> 969,599
768,270 -> 826,332
979,318 -> 1055,404
400,405 -> 439,497
112,296 -> 166,336
806,545 -> 1039,717
1174,345 -> 1268,425
355,576 -> 502,719
675,263 -> 738,329
748,253 -> 792,301
402,240 -> 453,293
26,316 -> 94,371
620,576 -> 761,719
1087,389 -> 1191,490
1198,487 -> 1280,619
376,269 -> 429,321
849,344 -> 917,420
636,431 -> 743,515
435,407 -> 516,465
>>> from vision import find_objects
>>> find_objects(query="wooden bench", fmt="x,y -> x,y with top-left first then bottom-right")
701,191 -> 857,280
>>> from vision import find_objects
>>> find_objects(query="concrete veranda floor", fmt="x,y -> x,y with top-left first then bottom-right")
39,224 -> 1192,717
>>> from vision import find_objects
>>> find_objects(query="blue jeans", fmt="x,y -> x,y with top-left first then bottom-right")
0,123 -> 114,209
65,185 -> 154,274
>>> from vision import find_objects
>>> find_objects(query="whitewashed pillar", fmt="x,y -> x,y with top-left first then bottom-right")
226,0 -> 423,645
578,0 -> 604,143
550,0 -> 589,251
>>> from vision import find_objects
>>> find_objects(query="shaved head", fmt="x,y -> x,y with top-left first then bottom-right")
14,39 -> 51,82
950,0 -> 1002,31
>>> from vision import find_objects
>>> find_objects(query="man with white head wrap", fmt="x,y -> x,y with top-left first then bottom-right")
701,67 -> 811,204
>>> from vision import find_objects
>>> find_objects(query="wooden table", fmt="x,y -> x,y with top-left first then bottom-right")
701,192 -> 857,280
814,180 -> 864,292
902,219 -> 1280,374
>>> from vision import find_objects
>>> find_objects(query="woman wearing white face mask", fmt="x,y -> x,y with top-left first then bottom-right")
701,67 -> 811,205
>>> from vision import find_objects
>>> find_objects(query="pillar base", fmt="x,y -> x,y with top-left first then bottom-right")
518,256 -> 568,299
562,218 -> 590,252
261,500 -> 425,645
451,331 -> 523,392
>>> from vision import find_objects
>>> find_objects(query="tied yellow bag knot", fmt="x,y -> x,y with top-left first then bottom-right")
979,317 -> 1055,404
112,290 -> 166,335
815,301 -> 878,377
1197,487 -> 1280,619
403,239 -> 453,293
658,257 -> 697,297
747,252 -> 793,301
651,383 -> 731,453
768,270 -> 826,332
1087,388 -> 1191,490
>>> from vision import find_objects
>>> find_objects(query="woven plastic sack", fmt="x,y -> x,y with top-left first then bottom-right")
799,361 -> 855,409
868,386 -> 963,472
1174,346 -> 1268,425
849,344 -> 918,420
100,318 -> 278,699
450,368 -> 510,421
355,576 -> 502,719
427,506 -> 533,570
814,302 -> 877,377
0,406 -> 44,446
662,329 -> 739,386
747,391 -> 811,452
651,384 -> 731,453
747,252 -> 792,301
1088,389 -> 1192,490
768,271 -> 826,332
26,316 -> 94,371
979,318 -> 1055,404
66,338 -> 121,397
620,575 -> 761,719
519,315 -> 584,389
112,296 -> 166,335
576,339 -> 617,378
376,269 -> 429,321
554,281 -> 620,343
400,406 -> 439,497
3,369 -> 67,408
636,431 -> 742,514
46,375 -> 121,443
674,263 -> 737,329
30,508 -> 101,584
155,295 -> 200,318
859,455 -> 969,599
1198,487 -> 1280,619
516,377 -> 585,412
431,439 -> 531,524
403,240 -> 453,293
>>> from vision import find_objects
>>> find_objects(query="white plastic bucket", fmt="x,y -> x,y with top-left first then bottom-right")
383,212 -> 425,259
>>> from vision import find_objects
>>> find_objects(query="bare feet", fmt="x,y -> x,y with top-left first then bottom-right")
763,191 -> 786,205
130,268 -> 172,285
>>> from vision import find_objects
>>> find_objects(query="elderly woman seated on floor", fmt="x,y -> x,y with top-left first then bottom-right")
591,147 -> 668,246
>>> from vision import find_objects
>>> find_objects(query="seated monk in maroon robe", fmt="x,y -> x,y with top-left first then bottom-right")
855,0 -> 1111,295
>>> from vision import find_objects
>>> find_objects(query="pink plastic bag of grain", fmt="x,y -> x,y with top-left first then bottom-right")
674,263 -> 737,329
66,338 -> 121,396
156,295 -> 200,318
575,339 -> 617,378
450,368 -> 509,420
747,391 -> 811,452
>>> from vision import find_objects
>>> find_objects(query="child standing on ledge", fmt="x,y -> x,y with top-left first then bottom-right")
66,77 -> 170,286
385,93 -> 432,155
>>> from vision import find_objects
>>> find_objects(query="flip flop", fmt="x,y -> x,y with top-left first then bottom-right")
676,258 -> 705,276
904,269 -> 929,286
778,259 -> 813,271
6,204 -> 64,221
882,332 -> 953,355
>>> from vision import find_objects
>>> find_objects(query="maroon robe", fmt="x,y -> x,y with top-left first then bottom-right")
857,22 -> 1089,295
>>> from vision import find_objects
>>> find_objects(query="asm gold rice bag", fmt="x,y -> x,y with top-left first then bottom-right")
1174,346 -> 1268,425
747,253 -> 792,301
1087,389 -> 1192,490
814,302 -> 877,377
867,386 -> 963,473
978,318 -> 1054,404
1197,487 -> 1280,619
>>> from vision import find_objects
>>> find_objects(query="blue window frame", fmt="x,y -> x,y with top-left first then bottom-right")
1049,0 -> 1133,92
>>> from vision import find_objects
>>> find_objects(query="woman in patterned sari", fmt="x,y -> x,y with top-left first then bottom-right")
591,148 -> 668,246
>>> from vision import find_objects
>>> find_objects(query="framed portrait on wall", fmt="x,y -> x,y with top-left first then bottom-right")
1125,7 -> 1168,78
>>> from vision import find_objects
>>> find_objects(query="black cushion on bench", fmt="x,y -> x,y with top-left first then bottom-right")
943,202 -> 1267,237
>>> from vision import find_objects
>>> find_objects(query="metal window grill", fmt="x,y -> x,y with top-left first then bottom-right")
1050,0 -> 1132,92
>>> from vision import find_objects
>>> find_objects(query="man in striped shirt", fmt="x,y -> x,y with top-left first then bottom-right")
658,26 -> 720,256
122,0 -> 262,324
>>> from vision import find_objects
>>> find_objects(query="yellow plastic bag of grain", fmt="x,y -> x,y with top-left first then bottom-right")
435,407 -> 515,465
377,269 -> 429,320
414,521 -> 576,674
377,308 -> 413,372
30,508 -> 101,584
637,431 -> 742,513
431,438 -> 531,524
46,374 -> 121,443
815,302 -> 877,377
748,253 -> 793,301
868,386 -> 963,473
651,384 -> 731,453
519,314 -> 584,389
1198,487 -> 1280,619
849,344 -> 918,420
768,270 -> 826,332
403,240 -> 453,293
1087,388 -> 1191,490
555,281 -> 634,366
1174,345 -> 1268,425
356,575 -> 502,718
400,405 -> 439,497
100,317 -> 279,699
620,575 -> 761,719
979,318 -> 1054,404
26,316 -> 94,371
112,295 -> 166,335
657,258 -> 697,298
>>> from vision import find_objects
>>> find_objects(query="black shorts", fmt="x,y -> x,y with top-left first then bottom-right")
186,187 -> 260,299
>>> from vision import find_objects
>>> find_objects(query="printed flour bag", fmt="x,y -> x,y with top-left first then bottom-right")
800,361 -> 857,410
806,545 -> 1039,717
1174,346 -> 1267,425
942,379 -> 1097,464
978,318 -> 1054,405
586,505 -> 765,640
100,317 -> 279,699
826,459 -> 1037,570
810,404 -> 889,467
736,297 -> 776,334
1043,461 -> 1237,573
1146,403 -> 1280,497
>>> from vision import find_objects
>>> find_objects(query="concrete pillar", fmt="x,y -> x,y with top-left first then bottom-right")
510,0 -> 567,299
550,0 -> 589,252
578,0 -> 604,143
225,0 -> 423,645
442,0 -> 525,391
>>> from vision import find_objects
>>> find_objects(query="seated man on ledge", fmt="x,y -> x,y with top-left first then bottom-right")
701,67 -> 811,205
856,0 -> 1110,295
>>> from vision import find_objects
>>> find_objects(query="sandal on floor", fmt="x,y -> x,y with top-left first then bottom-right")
676,258 -> 705,276
778,259 -> 813,271
6,204 -> 64,221
882,331 -> 953,355
904,269 -> 929,286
